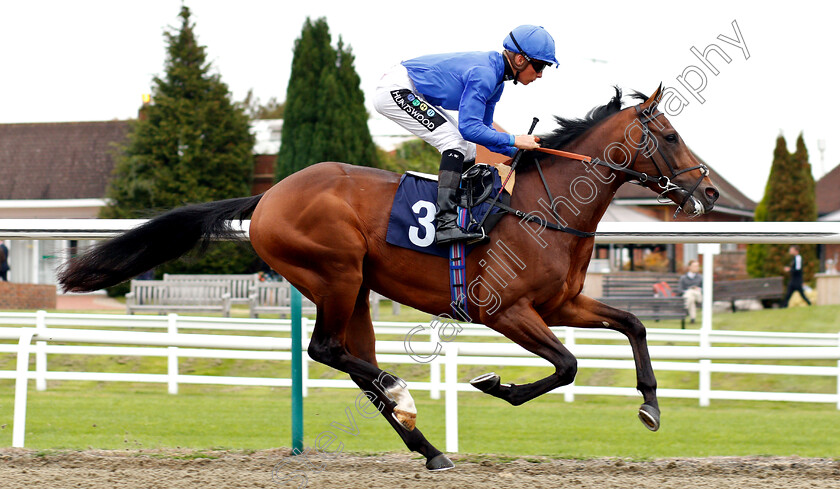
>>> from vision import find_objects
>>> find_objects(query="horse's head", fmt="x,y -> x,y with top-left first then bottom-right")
608,84 -> 719,217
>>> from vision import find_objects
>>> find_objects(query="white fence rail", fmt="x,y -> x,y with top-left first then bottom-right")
2,220 -> 840,452
4,220 -> 840,243
2,312 -> 839,451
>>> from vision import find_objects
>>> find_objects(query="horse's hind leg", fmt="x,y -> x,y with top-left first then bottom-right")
343,288 -> 453,470
310,286 -> 452,470
471,303 -> 578,406
547,294 -> 660,431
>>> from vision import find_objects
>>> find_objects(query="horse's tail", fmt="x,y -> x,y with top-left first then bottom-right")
58,194 -> 264,293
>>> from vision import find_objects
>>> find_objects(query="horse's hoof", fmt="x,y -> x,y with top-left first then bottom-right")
638,403 -> 660,432
392,409 -> 416,431
425,453 -> 455,471
470,372 -> 500,394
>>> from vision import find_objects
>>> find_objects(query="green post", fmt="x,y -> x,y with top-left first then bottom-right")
290,285 -> 304,454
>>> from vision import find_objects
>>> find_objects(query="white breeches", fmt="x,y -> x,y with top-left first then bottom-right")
373,64 -> 477,161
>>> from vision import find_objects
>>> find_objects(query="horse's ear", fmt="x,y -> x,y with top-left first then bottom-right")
645,83 -> 664,106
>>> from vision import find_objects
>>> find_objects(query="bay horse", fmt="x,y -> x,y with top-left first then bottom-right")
59,85 -> 718,470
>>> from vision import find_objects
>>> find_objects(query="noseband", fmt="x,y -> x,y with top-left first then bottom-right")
595,105 -> 709,218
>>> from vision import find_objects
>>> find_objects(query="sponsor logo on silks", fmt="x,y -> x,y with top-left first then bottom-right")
390,89 -> 447,132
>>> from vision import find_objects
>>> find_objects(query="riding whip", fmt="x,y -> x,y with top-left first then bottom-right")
475,117 -> 539,233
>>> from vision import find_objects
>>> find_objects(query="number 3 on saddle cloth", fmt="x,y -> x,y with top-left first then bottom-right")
385,164 -> 509,319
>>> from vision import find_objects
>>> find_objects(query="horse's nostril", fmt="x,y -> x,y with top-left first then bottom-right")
705,187 -> 719,202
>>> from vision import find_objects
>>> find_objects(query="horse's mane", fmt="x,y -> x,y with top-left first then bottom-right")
517,87 -> 648,171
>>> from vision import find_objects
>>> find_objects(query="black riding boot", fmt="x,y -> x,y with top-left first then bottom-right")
435,150 -> 485,245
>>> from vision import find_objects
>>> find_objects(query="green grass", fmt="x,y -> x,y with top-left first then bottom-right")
713,304 -> 840,333
1,304 -> 839,457
606,304 -> 840,334
0,384 -> 838,458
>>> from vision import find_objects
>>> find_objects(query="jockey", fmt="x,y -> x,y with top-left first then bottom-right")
374,25 -> 558,245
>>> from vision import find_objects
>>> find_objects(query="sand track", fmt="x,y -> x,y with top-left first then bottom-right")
1,449 -> 839,488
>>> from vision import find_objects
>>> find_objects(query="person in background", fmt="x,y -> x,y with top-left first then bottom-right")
0,240 -> 9,281
679,259 -> 703,324
783,245 -> 811,307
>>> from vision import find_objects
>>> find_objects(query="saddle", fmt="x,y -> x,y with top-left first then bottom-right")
386,164 -> 509,258
384,163 -> 512,320
455,164 -> 510,236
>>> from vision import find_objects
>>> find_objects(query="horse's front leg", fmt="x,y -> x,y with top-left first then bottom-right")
470,302 -> 578,406
547,294 -> 660,431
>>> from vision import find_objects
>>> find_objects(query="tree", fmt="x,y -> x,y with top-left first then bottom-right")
746,136 -> 786,279
241,89 -> 285,120
276,17 -> 378,180
745,195 -> 768,278
101,5 -> 257,288
377,139 -> 440,174
335,38 -> 379,167
746,134 -> 818,283
789,134 -> 819,282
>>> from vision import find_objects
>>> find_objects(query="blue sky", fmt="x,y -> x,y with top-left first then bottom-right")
1,0 -> 838,202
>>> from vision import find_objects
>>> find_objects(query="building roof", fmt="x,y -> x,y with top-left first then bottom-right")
819,208 -> 840,221
0,120 -> 132,200
251,119 -> 283,155
600,204 -> 659,222
0,117 -> 415,212
816,162 -> 840,216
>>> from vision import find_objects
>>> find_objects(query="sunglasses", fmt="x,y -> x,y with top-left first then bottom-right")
530,60 -> 551,73
508,31 -> 552,74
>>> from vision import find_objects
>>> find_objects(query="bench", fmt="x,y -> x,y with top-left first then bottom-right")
368,292 -> 401,320
248,281 -> 318,318
598,273 -> 686,328
248,281 -> 400,319
596,297 -> 688,327
713,276 -> 785,311
601,273 -> 682,297
126,280 -> 232,316
163,273 -> 258,305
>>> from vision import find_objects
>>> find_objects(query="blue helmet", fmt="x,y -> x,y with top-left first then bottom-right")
503,25 -> 558,66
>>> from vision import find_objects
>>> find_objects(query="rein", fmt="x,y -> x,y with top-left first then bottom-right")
486,104 -> 709,239
532,147 -> 591,162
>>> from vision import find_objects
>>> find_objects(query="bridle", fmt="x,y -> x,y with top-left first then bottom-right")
479,103 -> 712,241
591,104 -> 710,218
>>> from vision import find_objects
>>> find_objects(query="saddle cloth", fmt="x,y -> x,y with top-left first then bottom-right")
385,164 -> 509,258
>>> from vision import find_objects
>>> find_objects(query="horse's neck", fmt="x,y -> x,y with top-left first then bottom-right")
512,140 -> 624,235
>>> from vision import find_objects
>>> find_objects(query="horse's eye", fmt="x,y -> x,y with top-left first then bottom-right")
664,134 -> 678,143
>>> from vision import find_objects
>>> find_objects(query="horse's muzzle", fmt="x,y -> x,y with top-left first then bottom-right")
673,184 -> 718,216
699,185 -> 719,213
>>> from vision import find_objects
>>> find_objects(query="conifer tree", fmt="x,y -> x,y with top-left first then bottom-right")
276,18 -> 378,180
746,136 -> 787,278
335,38 -> 379,166
745,198 -> 769,278
789,134 -> 819,282
104,6 -> 253,216
747,134 -> 818,283
101,6 -> 256,283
